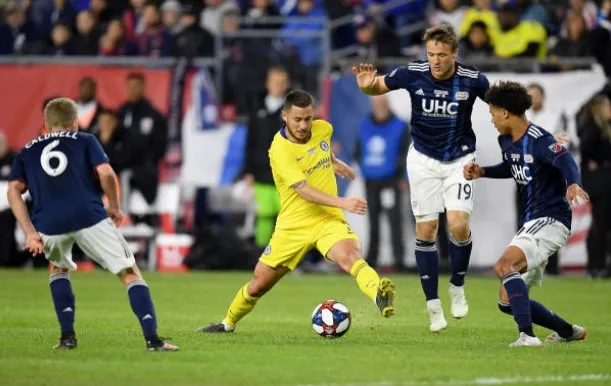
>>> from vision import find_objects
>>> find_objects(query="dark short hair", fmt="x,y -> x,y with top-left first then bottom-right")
485,81 -> 532,116
99,108 -> 117,117
527,83 -> 545,96
284,90 -> 314,111
470,21 -> 488,31
423,24 -> 458,51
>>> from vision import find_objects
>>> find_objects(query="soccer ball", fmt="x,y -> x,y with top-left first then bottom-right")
311,300 -> 351,338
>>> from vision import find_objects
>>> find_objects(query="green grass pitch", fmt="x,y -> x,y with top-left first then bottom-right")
0,270 -> 610,386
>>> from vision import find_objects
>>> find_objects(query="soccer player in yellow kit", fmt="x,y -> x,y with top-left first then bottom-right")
197,90 -> 396,333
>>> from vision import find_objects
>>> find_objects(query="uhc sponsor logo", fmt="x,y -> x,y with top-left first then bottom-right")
421,99 -> 458,117
510,165 -> 532,185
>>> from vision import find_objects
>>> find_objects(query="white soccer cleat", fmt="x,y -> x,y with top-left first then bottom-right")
427,299 -> 448,332
545,325 -> 587,344
509,332 -> 543,347
449,284 -> 469,319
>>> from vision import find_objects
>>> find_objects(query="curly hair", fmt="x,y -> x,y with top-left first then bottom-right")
485,81 -> 532,116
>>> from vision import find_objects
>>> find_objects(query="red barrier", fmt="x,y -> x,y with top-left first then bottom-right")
0,64 -> 171,149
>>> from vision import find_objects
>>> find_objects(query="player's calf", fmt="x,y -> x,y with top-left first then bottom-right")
120,266 -> 179,351
49,267 -> 76,348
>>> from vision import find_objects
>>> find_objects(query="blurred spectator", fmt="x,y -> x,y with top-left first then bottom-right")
0,131 -> 14,181
122,0 -> 146,38
552,11 -> 591,59
73,10 -> 101,55
242,0 -> 282,30
515,0 -> 549,29
117,73 -> 168,206
99,18 -> 138,56
89,0 -> 115,29
460,0 -> 500,46
323,0 -> 356,50
43,21 -> 75,55
590,1 -> 611,77
459,20 -> 494,58
242,67 -> 290,247
352,13 -> 401,59
0,129 -> 20,267
118,73 -> 168,169
524,83 -> 565,274
42,0 -> 76,36
0,4 -> 40,55
494,4 -> 547,59
221,7 -> 273,113
96,109 -> 145,174
135,1 -> 173,57
173,2 -> 214,57
526,83 -> 564,133
578,94 -> 611,278
428,0 -> 467,34
161,0 -> 182,35
201,0 -> 240,35
365,0 -> 427,47
75,77 -> 105,132
354,95 -> 409,272
560,0 -> 599,36
281,0 -> 326,97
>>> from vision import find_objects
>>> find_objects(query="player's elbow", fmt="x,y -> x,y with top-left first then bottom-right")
291,180 -> 309,198
95,163 -> 117,181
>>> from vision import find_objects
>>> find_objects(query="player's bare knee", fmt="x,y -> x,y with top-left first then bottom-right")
416,220 -> 438,241
449,221 -> 470,242
493,258 -> 514,278
50,266 -> 69,274
337,248 -> 361,273
118,266 -> 142,285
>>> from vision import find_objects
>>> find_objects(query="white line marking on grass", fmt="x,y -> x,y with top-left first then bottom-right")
295,373 -> 611,386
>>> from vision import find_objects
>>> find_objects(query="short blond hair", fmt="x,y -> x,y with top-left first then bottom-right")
44,97 -> 78,130
423,24 -> 458,51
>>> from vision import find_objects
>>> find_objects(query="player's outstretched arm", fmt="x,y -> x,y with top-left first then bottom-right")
292,181 -> 367,215
95,163 -> 125,227
352,63 -> 391,96
7,180 -> 43,255
464,162 -> 512,180
331,153 -> 356,181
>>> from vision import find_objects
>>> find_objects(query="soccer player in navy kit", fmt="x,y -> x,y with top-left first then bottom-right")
464,81 -> 589,347
6,98 -> 179,352
353,25 -> 487,331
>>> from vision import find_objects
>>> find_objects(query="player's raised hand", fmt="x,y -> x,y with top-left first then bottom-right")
107,206 -> 125,227
463,163 -> 484,180
25,232 -> 43,256
566,183 -> 590,208
333,158 -> 356,181
352,63 -> 377,90
342,197 -> 367,215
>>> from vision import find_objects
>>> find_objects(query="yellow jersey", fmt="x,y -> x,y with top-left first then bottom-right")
268,119 -> 345,230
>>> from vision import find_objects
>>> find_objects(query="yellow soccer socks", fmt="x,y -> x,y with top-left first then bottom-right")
222,283 -> 261,329
350,259 -> 380,301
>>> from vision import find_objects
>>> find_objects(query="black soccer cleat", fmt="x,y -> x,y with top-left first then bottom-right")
146,336 -> 180,352
376,277 -> 396,318
53,335 -> 77,350
196,322 -> 234,333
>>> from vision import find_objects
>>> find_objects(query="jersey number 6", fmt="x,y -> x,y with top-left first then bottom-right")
40,140 -> 68,177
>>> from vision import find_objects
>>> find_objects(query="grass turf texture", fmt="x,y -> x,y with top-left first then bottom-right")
0,270 -> 610,386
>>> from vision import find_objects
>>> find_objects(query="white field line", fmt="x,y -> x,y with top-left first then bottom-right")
294,373 -> 611,386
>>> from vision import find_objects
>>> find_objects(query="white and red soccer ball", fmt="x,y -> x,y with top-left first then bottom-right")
311,300 -> 351,338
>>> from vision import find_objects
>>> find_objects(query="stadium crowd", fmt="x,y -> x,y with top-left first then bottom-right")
0,0 -> 610,276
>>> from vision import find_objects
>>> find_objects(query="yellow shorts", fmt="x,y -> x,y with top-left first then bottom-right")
259,218 -> 360,271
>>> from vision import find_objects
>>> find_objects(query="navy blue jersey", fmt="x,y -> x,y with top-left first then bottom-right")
9,131 -> 110,235
384,60 -> 489,162
498,124 -> 572,229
